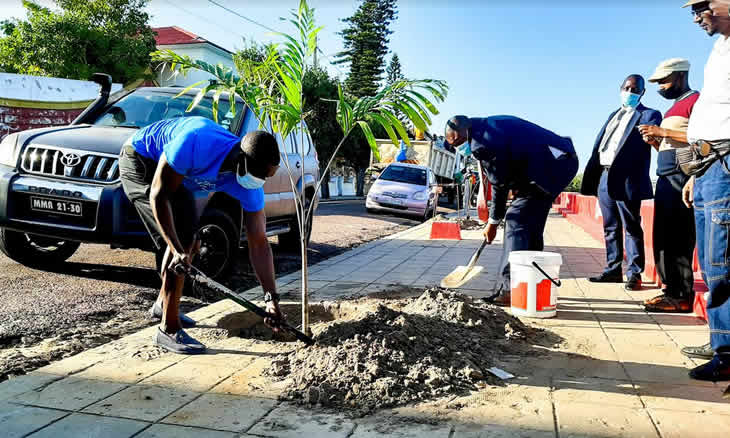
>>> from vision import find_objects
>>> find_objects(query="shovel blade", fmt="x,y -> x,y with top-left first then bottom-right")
440,265 -> 484,288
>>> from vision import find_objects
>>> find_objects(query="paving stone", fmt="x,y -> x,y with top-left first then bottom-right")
75,356 -> 178,384
248,404 -> 355,438
139,360 -> 239,392
136,423 -> 238,438
452,423 -> 555,438
12,376 -> 127,410
35,351 -> 108,376
650,409 -> 730,438
83,385 -> 198,422
27,413 -> 148,438
163,393 -> 276,431
351,420 -> 452,437
0,373 -> 62,401
636,382 -> 730,414
0,401 -> 67,438
555,402 -> 658,438
552,378 -> 641,408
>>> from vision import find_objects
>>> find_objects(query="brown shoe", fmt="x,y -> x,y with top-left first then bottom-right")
644,296 -> 692,313
491,293 -> 511,307
644,294 -> 665,306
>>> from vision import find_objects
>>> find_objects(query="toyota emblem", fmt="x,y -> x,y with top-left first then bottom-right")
60,153 -> 81,167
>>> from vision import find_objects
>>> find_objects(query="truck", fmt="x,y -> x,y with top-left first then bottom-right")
0,74 -> 320,280
369,138 -> 464,204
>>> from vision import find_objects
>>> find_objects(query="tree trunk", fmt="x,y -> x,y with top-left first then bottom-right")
355,168 -> 365,196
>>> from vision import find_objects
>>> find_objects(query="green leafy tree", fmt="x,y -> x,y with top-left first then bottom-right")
386,53 -> 403,85
151,0 -> 447,335
302,66 -> 341,199
0,0 -> 156,84
335,0 -> 398,194
565,174 -> 583,192
334,0 -> 398,98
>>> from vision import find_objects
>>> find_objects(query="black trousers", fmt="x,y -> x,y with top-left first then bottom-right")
653,170 -> 695,299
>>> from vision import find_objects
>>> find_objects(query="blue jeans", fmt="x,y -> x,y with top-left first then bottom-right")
598,169 -> 645,278
694,157 -> 730,352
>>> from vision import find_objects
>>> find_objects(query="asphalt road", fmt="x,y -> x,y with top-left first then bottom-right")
0,199 -> 429,380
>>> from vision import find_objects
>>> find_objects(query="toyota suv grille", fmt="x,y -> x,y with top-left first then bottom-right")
21,146 -> 120,183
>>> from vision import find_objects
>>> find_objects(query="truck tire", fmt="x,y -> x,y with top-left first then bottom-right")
278,198 -> 313,251
0,228 -> 80,267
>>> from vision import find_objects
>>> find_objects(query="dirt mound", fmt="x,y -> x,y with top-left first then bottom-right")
265,288 -> 552,415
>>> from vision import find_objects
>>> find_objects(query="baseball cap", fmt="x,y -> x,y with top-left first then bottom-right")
648,58 -> 691,82
682,0 -> 709,7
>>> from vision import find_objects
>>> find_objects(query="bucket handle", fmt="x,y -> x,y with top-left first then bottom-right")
532,261 -> 561,287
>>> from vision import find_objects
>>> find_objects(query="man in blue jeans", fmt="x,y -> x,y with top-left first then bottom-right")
680,0 -> 730,380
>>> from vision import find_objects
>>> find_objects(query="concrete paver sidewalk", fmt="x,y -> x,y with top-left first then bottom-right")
2,211 -> 729,437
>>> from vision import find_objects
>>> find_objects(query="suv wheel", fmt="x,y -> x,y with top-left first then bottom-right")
194,209 -> 239,279
0,228 -> 80,266
278,198 -> 313,251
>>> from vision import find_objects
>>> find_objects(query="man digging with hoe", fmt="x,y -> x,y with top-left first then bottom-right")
119,116 -> 284,354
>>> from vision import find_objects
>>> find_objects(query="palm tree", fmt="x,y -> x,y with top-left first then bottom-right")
151,0 -> 448,336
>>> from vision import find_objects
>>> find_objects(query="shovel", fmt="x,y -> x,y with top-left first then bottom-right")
440,237 -> 488,288
179,265 -> 314,346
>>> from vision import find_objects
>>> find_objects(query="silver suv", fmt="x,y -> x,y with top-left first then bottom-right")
0,82 -> 319,279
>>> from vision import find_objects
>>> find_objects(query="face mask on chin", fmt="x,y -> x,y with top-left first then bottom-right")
621,91 -> 642,108
236,159 -> 266,189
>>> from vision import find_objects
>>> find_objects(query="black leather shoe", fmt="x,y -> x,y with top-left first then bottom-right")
624,275 -> 642,291
682,342 -> 714,360
689,355 -> 730,382
588,272 -> 623,283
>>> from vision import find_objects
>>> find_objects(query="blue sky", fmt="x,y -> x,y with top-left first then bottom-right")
1,0 -> 719,173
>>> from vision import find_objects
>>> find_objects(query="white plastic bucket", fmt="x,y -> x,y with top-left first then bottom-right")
508,251 -> 563,318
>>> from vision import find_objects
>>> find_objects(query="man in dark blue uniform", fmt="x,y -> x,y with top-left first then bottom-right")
445,115 -> 579,305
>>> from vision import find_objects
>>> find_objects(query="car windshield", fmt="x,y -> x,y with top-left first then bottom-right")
91,89 -> 242,132
379,165 -> 427,186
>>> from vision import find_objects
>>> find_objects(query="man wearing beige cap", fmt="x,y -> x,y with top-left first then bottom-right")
638,58 -> 699,314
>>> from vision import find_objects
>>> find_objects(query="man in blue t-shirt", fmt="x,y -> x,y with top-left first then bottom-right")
119,116 -> 282,354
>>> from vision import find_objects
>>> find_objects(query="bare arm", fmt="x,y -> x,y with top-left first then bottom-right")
150,154 -> 187,258
244,209 -> 277,293
638,125 -> 689,147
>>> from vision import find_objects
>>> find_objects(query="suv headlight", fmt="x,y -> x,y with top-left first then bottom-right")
413,190 -> 427,201
0,134 -> 18,167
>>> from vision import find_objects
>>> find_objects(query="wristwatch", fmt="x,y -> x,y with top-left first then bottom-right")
263,291 -> 279,303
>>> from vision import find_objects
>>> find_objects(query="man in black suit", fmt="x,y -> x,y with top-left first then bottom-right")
581,74 -> 662,291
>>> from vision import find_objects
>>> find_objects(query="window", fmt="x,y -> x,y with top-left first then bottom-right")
284,133 -> 298,155
379,165 -> 427,186
92,89 -> 243,132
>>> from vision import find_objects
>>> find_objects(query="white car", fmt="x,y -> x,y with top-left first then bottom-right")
366,163 -> 439,221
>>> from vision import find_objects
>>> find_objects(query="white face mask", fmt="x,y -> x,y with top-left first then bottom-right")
236,158 -> 266,189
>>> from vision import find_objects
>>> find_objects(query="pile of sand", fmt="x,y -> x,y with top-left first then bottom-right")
264,289 -> 550,415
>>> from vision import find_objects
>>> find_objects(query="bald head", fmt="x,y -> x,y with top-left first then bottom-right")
444,115 -> 471,148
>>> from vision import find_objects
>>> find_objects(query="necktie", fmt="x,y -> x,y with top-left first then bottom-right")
600,109 -> 627,152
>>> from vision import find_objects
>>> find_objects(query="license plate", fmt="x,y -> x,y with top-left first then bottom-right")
389,198 -> 404,205
30,197 -> 82,216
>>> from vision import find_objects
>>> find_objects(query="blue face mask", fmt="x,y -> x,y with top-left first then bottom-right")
457,141 -> 472,156
236,159 -> 266,189
621,91 -> 641,108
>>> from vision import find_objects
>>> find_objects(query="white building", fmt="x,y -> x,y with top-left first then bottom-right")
152,26 -> 235,87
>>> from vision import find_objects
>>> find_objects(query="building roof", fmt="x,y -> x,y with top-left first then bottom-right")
152,26 -> 232,55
